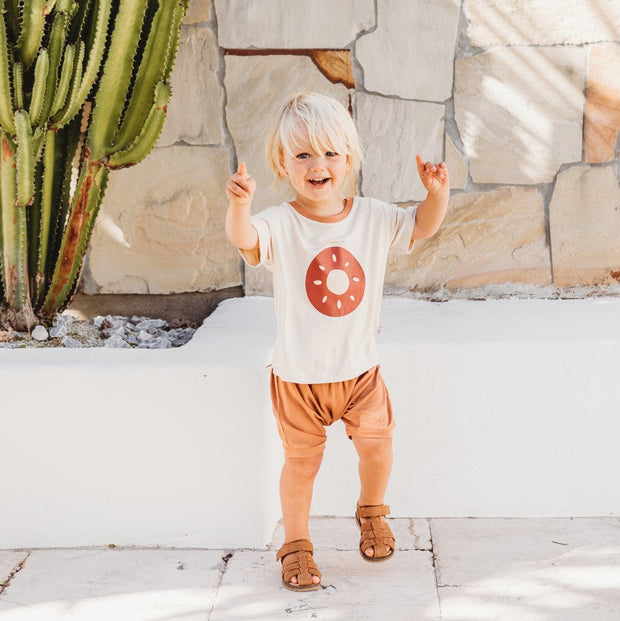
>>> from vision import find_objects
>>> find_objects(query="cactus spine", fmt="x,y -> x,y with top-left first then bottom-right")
0,0 -> 188,330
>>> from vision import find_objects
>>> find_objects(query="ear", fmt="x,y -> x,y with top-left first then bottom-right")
346,153 -> 352,171
278,153 -> 288,177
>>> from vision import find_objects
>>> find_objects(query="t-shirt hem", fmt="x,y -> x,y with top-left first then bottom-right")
271,359 -> 380,385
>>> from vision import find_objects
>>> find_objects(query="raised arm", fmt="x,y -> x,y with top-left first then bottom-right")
225,162 -> 259,252
411,154 -> 450,241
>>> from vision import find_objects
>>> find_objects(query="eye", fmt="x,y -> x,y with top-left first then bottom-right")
296,153 -> 310,160
325,151 -> 338,157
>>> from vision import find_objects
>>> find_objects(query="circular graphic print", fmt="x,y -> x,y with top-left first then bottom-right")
305,246 -> 365,317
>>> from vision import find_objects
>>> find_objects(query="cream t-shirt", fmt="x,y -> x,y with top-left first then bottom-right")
246,196 -> 417,383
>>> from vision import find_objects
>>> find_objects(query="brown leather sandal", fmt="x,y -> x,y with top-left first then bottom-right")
355,503 -> 395,563
276,539 -> 322,592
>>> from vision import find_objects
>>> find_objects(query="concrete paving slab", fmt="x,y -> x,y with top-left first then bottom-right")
0,549 -> 224,621
211,549 -> 440,620
268,517 -> 432,552
432,518 -> 620,621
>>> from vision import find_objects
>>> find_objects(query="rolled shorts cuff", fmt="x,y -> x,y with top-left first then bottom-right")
282,441 -> 327,459
345,423 -> 394,441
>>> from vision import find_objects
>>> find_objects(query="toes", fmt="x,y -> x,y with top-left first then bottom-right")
290,576 -> 298,585
313,575 -> 320,584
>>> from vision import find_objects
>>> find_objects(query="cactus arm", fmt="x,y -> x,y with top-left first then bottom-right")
42,160 -> 109,315
39,7 -> 71,125
12,61 -> 23,109
112,0 -> 185,152
163,1 -> 189,81
50,43 -> 74,117
88,0 -> 149,161
14,110 -> 34,208
52,0 -> 111,129
3,0 -> 20,42
44,114 -> 81,297
14,1 -> 56,69
0,133 -> 15,299
52,40 -> 84,128
0,133 -> 29,310
28,48 -> 49,126
107,81 -> 170,169
0,8 -> 15,134
30,129 -> 56,306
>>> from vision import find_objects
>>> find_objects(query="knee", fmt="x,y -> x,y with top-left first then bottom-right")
284,453 -> 323,480
354,437 -> 392,465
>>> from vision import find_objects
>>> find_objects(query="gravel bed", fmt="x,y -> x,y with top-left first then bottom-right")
0,314 -> 196,349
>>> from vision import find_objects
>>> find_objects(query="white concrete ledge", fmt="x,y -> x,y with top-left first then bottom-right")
1,296 -> 619,550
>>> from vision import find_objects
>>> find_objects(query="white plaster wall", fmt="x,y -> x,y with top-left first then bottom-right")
1,297 -> 619,549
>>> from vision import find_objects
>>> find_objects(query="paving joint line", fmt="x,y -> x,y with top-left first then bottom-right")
207,550 -> 234,620
428,520 -> 444,620
0,552 -> 31,597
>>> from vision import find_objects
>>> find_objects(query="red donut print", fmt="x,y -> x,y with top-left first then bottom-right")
305,246 -> 365,317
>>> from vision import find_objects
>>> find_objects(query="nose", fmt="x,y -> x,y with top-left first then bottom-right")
309,154 -> 327,168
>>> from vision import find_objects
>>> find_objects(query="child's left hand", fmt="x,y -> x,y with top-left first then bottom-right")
416,154 -> 449,195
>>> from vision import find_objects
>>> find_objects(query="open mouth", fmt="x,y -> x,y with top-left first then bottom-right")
307,177 -> 330,187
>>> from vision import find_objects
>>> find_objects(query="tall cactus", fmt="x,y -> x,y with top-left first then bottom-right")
0,0 -> 188,330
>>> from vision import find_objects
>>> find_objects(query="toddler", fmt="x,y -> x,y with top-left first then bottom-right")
225,92 -> 449,591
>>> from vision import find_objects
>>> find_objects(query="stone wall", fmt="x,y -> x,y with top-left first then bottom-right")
84,0 -> 620,300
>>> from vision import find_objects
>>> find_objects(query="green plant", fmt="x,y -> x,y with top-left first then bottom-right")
0,0 -> 187,330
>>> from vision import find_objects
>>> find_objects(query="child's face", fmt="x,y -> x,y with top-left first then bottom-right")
281,132 -> 350,212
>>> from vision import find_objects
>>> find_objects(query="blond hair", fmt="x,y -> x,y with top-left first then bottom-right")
266,92 -> 362,183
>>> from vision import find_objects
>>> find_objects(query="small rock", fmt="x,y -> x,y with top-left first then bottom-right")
93,316 -> 106,329
124,333 -> 139,346
169,328 -> 195,347
49,322 -> 68,338
102,326 -> 125,339
104,334 -> 132,349
61,336 -> 83,348
137,330 -> 154,342
134,318 -> 167,331
32,325 -> 49,341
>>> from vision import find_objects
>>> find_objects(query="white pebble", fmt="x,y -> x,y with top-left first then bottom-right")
32,325 -> 49,341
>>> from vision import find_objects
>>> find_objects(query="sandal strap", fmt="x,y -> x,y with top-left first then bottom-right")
281,550 -> 321,586
356,504 -> 390,519
276,538 -> 314,562
356,504 -> 395,559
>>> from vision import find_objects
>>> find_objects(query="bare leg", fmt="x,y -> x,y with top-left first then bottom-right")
279,452 -> 323,584
352,436 -> 393,557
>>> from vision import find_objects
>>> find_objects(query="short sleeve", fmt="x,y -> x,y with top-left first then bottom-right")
389,204 -> 418,254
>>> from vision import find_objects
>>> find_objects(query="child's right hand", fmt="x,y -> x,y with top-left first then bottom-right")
226,161 -> 256,208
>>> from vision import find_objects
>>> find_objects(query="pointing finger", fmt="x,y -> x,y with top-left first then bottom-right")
416,154 -> 425,176
237,161 -> 247,176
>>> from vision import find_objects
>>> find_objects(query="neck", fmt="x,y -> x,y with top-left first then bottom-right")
293,196 -> 345,217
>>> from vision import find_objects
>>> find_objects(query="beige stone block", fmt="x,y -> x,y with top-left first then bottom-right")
184,0 -> 211,24
455,47 -> 585,185
465,0 -> 620,46
445,135 -> 467,190
214,0 -> 375,49
357,93 -> 445,203
585,43 -> 620,163
87,147 -> 239,294
386,187 -> 551,292
158,27 -> 223,147
549,165 -> 620,287
357,0 -> 460,101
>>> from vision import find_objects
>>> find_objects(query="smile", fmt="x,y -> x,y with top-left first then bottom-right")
308,178 -> 330,186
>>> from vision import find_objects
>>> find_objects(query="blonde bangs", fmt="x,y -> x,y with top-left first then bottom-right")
266,92 -> 362,180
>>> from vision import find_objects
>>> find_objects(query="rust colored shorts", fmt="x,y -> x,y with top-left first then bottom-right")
270,365 -> 394,458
